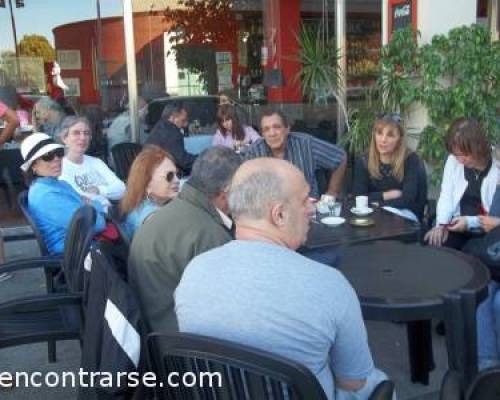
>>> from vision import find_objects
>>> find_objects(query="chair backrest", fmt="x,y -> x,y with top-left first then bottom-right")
62,205 -> 96,293
147,332 -> 328,400
111,142 -> 142,181
466,367 -> 500,400
415,155 -> 429,222
17,190 -> 49,256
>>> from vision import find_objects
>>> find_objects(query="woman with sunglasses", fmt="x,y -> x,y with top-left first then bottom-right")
120,145 -> 180,238
20,133 -> 106,255
212,104 -> 260,151
58,116 -> 125,211
424,118 -> 498,248
352,113 -> 425,222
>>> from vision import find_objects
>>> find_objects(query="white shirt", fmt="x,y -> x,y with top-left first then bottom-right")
436,154 -> 498,228
60,155 -> 126,210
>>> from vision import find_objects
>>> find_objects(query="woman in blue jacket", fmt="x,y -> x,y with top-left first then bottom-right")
20,132 -> 106,255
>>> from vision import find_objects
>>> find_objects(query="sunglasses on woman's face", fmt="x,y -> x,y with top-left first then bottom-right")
40,148 -> 65,162
165,171 -> 182,183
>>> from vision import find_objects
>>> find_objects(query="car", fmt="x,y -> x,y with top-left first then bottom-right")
145,95 -> 249,135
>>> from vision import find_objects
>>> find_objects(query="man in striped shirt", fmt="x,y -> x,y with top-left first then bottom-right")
243,109 -> 347,198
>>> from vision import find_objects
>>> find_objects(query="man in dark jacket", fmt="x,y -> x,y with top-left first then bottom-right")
128,147 -> 241,333
145,103 -> 196,174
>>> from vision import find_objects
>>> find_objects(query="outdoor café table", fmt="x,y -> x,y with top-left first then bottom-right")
336,240 -> 490,387
304,205 -> 420,250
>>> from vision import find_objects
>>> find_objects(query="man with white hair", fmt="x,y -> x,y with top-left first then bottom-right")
175,158 -> 388,400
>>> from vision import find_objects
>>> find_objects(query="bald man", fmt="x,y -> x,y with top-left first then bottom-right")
175,158 -> 388,400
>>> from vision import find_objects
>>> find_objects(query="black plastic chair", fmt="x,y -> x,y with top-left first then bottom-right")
148,332 -> 395,400
0,205 -> 96,362
18,190 -> 61,293
110,142 -> 142,181
466,367 -> 500,400
0,148 -> 26,208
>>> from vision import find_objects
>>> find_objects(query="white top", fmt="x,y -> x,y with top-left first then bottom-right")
60,155 -> 126,210
436,154 -> 498,228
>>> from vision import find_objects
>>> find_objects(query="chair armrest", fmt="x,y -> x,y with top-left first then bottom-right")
0,292 -> 81,314
0,256 -> 62,274
440,370 -> 464,400
368,380 -> 395,400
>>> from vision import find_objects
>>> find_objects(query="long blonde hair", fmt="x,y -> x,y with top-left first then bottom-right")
367,118 -> 408,182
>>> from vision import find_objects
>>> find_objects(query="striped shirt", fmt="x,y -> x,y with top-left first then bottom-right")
243,132 -> 346,198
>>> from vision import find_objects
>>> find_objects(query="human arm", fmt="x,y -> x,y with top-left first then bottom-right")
381,153 -> 420,211
329,277 -> 375,394
0,102 -> 19,147
435,155 -> 458,226
211,130 -> 226,147
479,216 -> 500,233
244,125 -> 261,143
311,138 -> 347,196
92,157 -> 126,200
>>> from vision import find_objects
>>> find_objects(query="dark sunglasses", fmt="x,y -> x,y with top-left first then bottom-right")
165,171 -> 182,183
377,112 -> 402,124
40,148 -> 65,162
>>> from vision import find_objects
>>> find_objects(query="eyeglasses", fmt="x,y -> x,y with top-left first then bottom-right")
69,129 -> 91,137
377,112 -> 402,124
40,148 -> 65,162
165,171 -> 182,183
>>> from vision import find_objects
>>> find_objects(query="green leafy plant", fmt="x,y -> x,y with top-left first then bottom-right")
375,24 -> 499,183
293,23 -> 342,105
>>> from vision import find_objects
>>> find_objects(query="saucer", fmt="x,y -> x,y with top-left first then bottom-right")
321,216 -> 345,226
350,217 -> 375,227
350,207 -> 373,216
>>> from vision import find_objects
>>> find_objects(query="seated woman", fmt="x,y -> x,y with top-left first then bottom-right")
212,104 -> 260,151
20,133 -> 106,255
120,146 -> 180,238
425,118 -> 498,249
352,113 -> 424,222
32,97 -> 66,139
58,116 -> 126,211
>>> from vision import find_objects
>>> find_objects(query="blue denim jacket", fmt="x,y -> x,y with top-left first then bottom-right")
28,177 -> 106,255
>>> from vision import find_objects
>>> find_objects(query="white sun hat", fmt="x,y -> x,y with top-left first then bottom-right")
20,132 -> 64,172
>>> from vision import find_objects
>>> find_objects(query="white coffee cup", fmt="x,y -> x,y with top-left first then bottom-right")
355,195 -> 369,210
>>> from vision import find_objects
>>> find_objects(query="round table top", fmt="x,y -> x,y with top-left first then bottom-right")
338,241 -> 490,307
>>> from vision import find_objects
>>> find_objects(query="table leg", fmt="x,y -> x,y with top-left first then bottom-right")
461,291 -> 480,385
407,320 -> 435,384
444,293 -> 467,387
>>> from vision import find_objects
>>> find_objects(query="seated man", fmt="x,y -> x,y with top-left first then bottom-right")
128,146 -> 241,333
175,158 -> 388,400
145,103 -> 196,175
243,109 -> 346,198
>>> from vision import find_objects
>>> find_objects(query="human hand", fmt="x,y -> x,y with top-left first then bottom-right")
447,216 -> 467,232
479,216 -> 500,233
86,185 -> 100,195
424,226 -> 449,247
383,189 -> 402,201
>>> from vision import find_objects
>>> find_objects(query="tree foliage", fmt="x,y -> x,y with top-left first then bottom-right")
18,34 -> 55,63
163,0 -> 239,46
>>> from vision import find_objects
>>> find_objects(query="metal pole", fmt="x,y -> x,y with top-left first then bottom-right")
382,0 -> 389,45
122,0 -> 139,143
489,0 -> 499,41
335,0 -> 346,138
7,0 -> 21,82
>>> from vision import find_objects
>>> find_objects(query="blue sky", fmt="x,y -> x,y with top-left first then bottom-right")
0,0 -> 122,52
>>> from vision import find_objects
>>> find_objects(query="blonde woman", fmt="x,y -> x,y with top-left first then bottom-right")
352,113 -> 425,221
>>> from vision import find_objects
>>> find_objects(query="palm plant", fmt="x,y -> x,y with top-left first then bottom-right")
293,23 -> 349,130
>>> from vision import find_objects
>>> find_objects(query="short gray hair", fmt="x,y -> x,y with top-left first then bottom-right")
229,170 -> 286,220
190,146 -> 241,197
57,115 -> 91,142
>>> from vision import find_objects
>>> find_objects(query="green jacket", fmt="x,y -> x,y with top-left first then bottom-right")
128,182 -> 232,333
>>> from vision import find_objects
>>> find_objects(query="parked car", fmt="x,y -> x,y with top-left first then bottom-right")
145,95 -> 249,135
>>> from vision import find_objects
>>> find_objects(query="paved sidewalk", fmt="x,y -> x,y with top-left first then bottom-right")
1,234 -> 446,399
